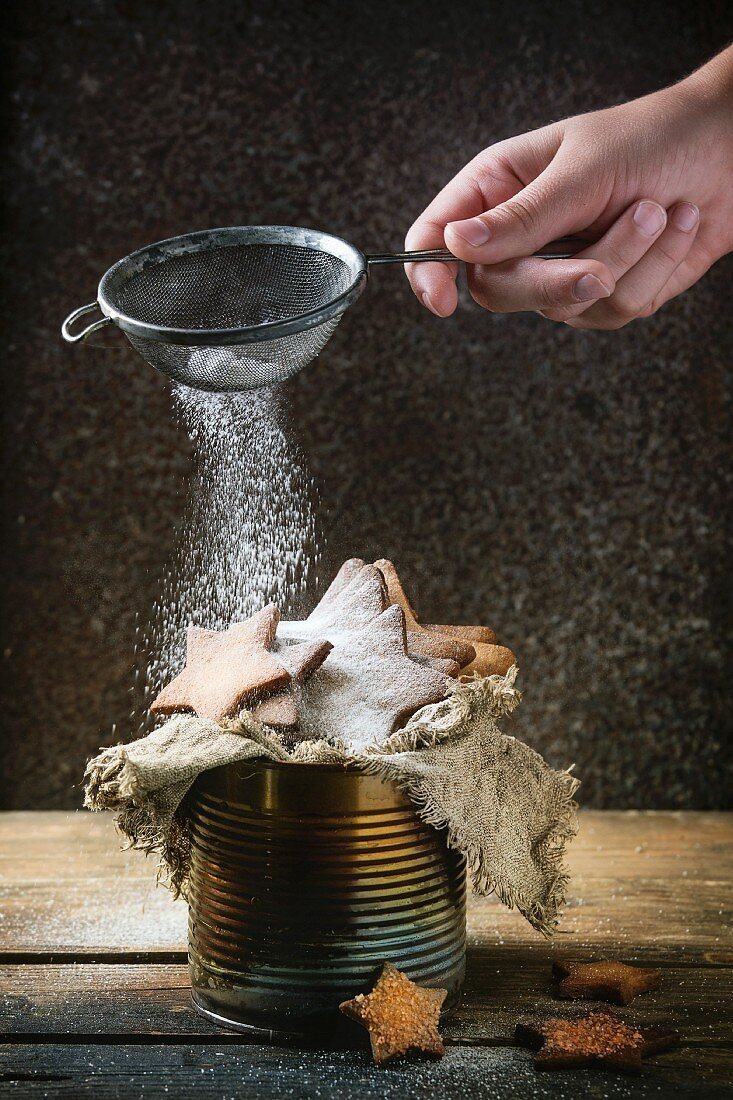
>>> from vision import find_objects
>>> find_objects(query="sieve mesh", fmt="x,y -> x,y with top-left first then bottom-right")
126,320 -> 343,392
115,243 -> 353,329
107,239 -> 358,392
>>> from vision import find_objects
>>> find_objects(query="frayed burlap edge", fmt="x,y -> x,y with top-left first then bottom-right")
83,713 -> 287,897
373,668 -> 523,754
361,753 -> 579,936
360,671 -> 579,936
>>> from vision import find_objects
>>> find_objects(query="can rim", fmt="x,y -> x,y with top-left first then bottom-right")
242,759 -> 359,775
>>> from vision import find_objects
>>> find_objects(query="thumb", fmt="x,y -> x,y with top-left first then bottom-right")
445,148 -> 597,263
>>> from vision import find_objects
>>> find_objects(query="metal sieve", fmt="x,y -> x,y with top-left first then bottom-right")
61,224 -> 583,393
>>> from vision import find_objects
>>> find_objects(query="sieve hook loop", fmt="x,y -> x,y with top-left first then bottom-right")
61,302 -> 113,344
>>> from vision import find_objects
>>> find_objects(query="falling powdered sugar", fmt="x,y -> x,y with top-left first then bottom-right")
132,384 -> 321,734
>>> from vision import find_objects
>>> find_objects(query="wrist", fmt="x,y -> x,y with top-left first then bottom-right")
661,46 -> 733,183
678,44 -> 733,113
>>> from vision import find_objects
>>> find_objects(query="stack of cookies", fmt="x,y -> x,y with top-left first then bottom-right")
151,558 -> 515,752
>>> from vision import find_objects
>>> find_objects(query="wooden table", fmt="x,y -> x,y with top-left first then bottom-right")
1,811 -> 731,1098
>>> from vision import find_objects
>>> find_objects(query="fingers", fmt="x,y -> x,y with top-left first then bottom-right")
466,257 -> 614,314
464,198 -> 699,323
464,197 -> 669,315
640,246 -> 715,314
404,161 -> 513,317
540,200 -> 668,322
403,252 -> 460,318
565,202 -> 700,329
444,142 -> 609,265
405,129 -> 561,315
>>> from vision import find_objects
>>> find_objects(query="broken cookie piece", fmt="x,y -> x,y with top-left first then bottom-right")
340,961 -> 447,1066
515,1009 -> 677,1073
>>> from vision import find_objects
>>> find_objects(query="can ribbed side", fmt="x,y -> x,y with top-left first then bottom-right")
188,761 -> 466,1036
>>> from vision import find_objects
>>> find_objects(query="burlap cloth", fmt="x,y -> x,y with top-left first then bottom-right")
84,667 -> 579,935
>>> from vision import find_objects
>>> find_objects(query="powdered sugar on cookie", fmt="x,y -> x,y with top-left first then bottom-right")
277,561 -> 453,749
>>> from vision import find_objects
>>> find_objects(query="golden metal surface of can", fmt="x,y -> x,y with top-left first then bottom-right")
188,759 -> 466,1038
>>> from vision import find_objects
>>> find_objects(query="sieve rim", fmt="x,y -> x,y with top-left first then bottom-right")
96,225 -> 368,347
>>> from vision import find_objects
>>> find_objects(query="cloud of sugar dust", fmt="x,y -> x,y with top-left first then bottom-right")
130,384 -> 321,735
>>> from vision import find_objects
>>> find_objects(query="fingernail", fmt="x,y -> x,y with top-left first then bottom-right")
633,201 -> 666,236
421,291 -> 439,315
574,274 -> 612,302
447,217 -> 492,247
671,202 -> 699,232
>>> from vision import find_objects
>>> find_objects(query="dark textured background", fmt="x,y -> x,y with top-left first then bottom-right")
2,0 -> 732,809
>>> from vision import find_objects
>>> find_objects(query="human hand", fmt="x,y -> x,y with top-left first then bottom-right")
406,46 -> 733,329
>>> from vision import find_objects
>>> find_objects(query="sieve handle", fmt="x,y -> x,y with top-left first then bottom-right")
366,238 -> 589,264
61,302 -> 113,344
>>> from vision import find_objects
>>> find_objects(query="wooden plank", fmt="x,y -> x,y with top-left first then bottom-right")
455,950 -> 733,1046
1,811 -> 731,960
1,1042 -> 730,1100
2,956 -> 732,1044
0,812 -> 188,955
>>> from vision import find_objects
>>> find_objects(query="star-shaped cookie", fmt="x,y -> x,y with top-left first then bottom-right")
340,962 -> 447,1066
278,563 -> 454,749
302,559 -> 388,639
150,606 -> 331,725
552,959 -> 662,1006
374,558 -> 515,677
291,558 -> 473,668
515,1009 -> 677,1073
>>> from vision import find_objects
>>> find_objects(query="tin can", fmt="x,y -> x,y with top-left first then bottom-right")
188,759 -> 466,1038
